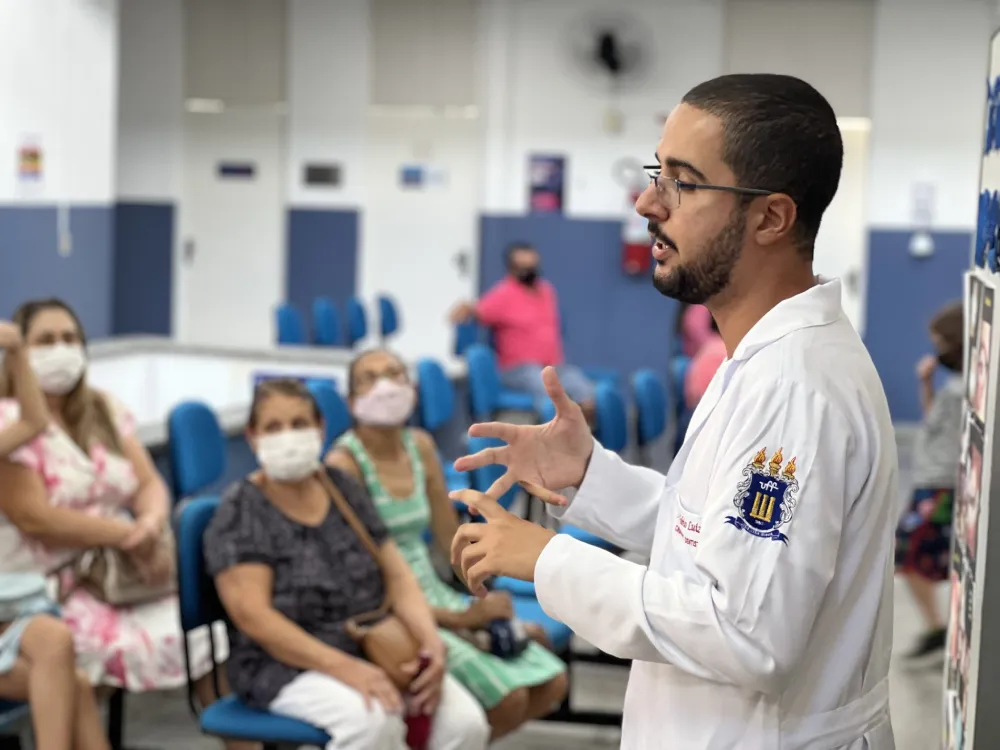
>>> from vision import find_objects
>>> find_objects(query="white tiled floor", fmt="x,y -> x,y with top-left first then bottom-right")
8,429 -> 948,749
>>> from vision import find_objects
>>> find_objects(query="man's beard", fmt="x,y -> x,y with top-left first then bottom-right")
651,208 -> 746,304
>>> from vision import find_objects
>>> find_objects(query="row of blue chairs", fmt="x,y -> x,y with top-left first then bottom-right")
276,294 -> 400,347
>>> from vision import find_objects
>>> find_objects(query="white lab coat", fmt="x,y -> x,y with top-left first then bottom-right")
534,279 -> 897,750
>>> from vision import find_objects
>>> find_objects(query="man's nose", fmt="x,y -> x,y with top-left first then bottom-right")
634,184 -> 668,222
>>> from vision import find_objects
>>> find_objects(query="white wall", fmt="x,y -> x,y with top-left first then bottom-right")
0,0 -> 119,204
116,0 -> 183,202
286,0 -> 368,208
481,0 -> 726,217
868,0 -> 994,229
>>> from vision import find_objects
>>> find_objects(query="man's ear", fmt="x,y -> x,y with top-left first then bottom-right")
754,194 -> 798,247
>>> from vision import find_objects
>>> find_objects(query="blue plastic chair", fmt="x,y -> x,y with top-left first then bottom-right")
306,381 -> 351,454
593,381 -> 627,454
632,369 -> 667,464
464,344 -> 536,421
345,297 -> 367,346
175,497 -> 330,749
311,297 -> 343,347
415,359 -> 469,492
275,303 -> 307,345
168,401 -> 227,500
454,320 -> 482,357
377,295 -> 399,339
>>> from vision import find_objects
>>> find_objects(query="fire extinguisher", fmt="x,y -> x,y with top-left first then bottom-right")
622,189 -> 652,276
613,157 -> 652,276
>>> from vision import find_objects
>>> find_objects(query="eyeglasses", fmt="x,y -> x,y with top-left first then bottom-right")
643,165 -> 773,210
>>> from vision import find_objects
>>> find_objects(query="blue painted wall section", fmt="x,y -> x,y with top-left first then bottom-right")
286,208 -> 359,316
113,202 -> 174,335
864,229 -> 972,423
0,205 -> 114,338
479,214 -> 678,380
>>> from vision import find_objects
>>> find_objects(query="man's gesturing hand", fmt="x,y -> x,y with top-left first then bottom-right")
453,366 -> 594,506
449,490 -> 556,597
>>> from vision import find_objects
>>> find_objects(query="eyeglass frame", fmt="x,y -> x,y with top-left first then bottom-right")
643,165 -> 774,209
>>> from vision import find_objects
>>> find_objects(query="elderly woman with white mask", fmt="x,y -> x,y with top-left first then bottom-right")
324,349 -> 568,742
204,378 -> 488,750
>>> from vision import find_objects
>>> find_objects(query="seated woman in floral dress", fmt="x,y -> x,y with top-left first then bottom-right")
0,298 -> 245,750
0,318 -> 109,750
325,349 -> 569,741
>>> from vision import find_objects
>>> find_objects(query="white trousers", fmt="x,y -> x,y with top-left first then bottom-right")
269,670 -> 490,750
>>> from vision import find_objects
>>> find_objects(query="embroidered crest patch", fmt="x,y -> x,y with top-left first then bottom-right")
724,447 -> 799,544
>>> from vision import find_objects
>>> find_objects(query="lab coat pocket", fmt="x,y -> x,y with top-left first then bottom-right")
671,493 -> 704,558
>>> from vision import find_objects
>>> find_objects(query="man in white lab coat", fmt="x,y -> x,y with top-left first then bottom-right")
449,73 -> 898,749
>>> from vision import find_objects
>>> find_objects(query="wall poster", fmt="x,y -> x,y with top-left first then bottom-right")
527,154 -> 566,214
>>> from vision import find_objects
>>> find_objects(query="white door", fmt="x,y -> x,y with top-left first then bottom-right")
361,114 -> 481,362
177,109 -> 285,348
813,124 -> 870,335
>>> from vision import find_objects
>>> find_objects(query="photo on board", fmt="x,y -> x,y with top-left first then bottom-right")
971,285 -> 994,425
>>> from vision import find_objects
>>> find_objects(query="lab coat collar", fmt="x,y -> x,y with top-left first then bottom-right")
730,277 -> 844,362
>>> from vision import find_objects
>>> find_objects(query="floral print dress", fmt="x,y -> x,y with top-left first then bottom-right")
0,396 -> 224,690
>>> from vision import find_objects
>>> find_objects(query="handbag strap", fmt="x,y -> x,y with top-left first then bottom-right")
314,469 -> 393,625
315,469 -> 381,561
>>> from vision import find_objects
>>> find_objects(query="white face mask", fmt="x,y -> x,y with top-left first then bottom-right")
254,428 -> 323,482
352,378 -> 416,427
29,343 -> 87,395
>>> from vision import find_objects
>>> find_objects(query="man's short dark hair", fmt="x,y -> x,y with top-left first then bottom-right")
682,73 -> 843,258
505,241 -> 536,268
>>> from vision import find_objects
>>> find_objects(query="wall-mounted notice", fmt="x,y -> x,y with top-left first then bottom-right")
17,140 -> 42,182
218,162 -> 256,180
304,163 -> 342,188
528,154 -> 566,214
400,164 -> 425,189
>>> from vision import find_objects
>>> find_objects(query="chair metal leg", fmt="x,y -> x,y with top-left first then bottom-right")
108,688 -> 125,750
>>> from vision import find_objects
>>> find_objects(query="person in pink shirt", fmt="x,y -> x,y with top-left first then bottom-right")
677,303 -> 714,357
450,243 -> 596,421
684,317 -> 728,410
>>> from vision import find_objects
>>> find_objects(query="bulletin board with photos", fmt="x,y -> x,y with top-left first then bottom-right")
944,25 -> 1000,750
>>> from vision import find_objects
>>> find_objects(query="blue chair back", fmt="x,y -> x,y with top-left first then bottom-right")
176,496 -> 228,634
669,355 -> 691,410
416,358 -> 454,431
454,320 -> 482,357
169,401 -> 227,499
311,297 -> 342,346
594,381 -> 628,453
275,303 -> 307,345
346,297 -> 367,345
306,381 -> 351,453
464,344 -> 502,421
466,435 -> 519,510
632,369 -> 667,446
378,295 -> 399,338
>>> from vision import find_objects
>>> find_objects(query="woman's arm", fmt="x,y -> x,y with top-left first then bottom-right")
378,539 -> 442,650
0,459 -> 136,548
120,434 -> 170,530
0,339 -> 49,458
215,563 -> 355,675
413,429 -> 462,563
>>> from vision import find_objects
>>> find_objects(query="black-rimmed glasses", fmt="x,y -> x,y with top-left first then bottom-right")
643,165 -> 773,209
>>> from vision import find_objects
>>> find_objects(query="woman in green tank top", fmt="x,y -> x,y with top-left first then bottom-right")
324,349 -> 568,741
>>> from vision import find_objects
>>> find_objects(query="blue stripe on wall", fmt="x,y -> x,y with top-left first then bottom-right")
479,214 -> 678,379
864,229 -> 972,423
113,202 -> 174,335
286,208 -> 359,317
0,205 -> 114,338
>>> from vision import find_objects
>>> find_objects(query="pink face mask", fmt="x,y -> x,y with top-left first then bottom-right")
352,378 -> 416,426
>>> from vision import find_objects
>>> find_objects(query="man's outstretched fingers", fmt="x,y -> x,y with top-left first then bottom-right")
467,420 -> 520,442
518,480 -> 568,506
485,470 -> 517,502
453,442 -> 508,473
541,366 -> 577,415
449,490 -> 504,521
